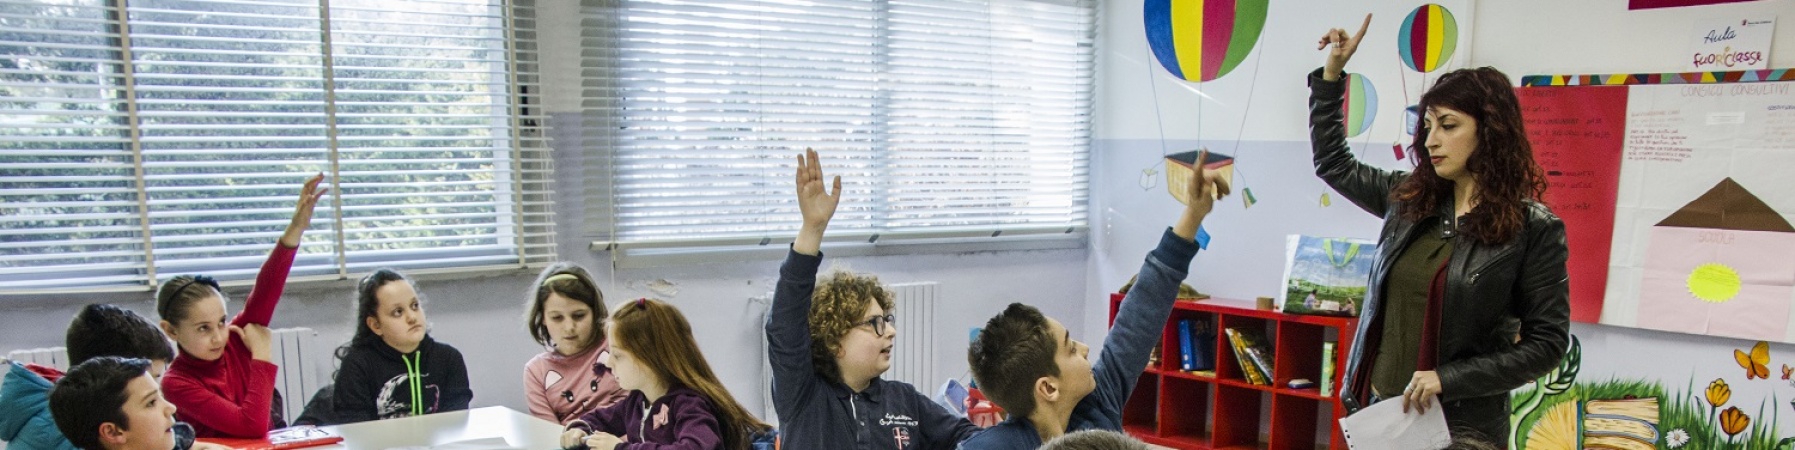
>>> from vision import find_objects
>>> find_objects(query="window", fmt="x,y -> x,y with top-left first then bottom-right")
0,0 -> 553,293
581,0 -> 1093,257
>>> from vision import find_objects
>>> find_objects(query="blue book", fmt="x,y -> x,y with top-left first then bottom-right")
1192,317 -> 1214,371
1178,319 -> 1195,371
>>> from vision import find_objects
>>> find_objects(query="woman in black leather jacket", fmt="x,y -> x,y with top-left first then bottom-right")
1310,16 -> 1571,445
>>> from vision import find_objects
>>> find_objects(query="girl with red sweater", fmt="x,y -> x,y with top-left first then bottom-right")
156,174 -> 327,438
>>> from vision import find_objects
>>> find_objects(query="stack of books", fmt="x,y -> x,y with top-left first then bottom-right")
1224,327 -> 1273,385
1176,317 -> 1215,372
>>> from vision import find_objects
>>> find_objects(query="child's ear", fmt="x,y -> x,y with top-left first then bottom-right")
158,320 -> 176,339
1034,375 -> 1061,405
366,317 -> 382,336
99,422 -> 127,446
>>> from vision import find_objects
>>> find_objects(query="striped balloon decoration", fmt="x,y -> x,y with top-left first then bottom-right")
1143,0 -> 1271,82
1341,73 -> 1377,138
1398,4 -> 1458,73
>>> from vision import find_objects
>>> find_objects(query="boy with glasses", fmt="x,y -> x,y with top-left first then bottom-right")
765,149 -> 979,450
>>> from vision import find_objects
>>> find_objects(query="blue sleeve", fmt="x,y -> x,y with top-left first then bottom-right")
1090,228 -> 1197,416
909,388 -> 978,447
766,249 -> 823,417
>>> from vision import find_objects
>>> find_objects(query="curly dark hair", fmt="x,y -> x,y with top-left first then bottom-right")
1392,66 -> 1547,245
808,271 -> 895,385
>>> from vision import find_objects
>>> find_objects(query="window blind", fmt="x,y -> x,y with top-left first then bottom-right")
0,0 -> 553,293
580,0 -> 1093,255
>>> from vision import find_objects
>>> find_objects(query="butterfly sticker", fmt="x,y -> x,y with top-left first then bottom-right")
1783,364 -> 1792,380
1735,341 -> 1770,380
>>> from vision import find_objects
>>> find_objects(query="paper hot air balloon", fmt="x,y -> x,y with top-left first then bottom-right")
1144,0 -> 1271,82
1398,4 -> 1458,73
1341,73 -> 1377,138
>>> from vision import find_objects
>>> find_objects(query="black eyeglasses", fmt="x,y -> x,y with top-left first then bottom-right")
859,314 -> 897,336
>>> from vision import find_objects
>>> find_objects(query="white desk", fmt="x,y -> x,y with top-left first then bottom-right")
317,407 -> 564,450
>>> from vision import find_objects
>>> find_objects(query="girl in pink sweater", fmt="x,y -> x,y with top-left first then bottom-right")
157,174 -> 326,438
522,263 -> 628,425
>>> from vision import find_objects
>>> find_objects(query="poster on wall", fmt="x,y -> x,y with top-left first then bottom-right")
1516,86 -> 1628,323
1608,80 -> 1795,342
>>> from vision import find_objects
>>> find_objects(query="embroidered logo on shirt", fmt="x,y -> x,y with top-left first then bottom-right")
880,413 -> 919,427
893,427 -> 911,449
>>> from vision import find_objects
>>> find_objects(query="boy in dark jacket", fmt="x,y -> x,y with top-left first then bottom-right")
959,151 -> 1225,450
766,149 -> 979,450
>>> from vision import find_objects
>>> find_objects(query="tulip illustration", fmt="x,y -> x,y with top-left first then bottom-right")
1719,406 -> 1750,442
1706,378 -> 1731,407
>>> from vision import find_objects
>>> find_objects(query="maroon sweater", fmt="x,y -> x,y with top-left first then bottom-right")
567,386 -> 727,450
163,243 -> 295,438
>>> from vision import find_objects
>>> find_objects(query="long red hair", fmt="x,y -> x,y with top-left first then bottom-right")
1392,66 -> 1547,245
610,299 -> 771,450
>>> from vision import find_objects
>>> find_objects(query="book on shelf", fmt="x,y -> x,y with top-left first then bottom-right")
1223,328 -> 1271,385
1178,319 -> 1195,371
1175,317 -> 1215,372
1320,341 -> 1337,397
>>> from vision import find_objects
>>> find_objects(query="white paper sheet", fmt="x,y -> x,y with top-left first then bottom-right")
1338,396 -> 1453,450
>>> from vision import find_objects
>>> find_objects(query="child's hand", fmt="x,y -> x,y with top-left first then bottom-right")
233,324 -> 273,362
560,429 -> 590,449
191,443 -> 235,450
280,173 -> 329,248
1174,150 -> 1230,240
583,432 -> 624,450
793,148 -> 841,255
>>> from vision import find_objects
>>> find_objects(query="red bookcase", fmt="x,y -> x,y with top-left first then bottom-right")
1108,294 -> 1357,450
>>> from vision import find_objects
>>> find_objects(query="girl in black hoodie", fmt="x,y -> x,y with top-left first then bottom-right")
330,269 -> 473,423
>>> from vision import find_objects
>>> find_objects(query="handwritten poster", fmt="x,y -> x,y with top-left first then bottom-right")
1518,86 -> 1627,323
1606,80 -> 1795,342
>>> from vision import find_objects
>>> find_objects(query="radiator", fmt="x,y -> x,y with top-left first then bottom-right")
5,347 -> 70,370
887,282 -> 939,390
270,327 -> 327,422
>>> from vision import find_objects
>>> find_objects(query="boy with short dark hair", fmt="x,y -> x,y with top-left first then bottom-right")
2,305 -> 203,450
49,357 -> 170,450
961,151 -> 1227,449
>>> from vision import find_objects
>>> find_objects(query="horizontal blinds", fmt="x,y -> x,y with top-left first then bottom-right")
0,0 -> 551,293
582,0 -> 1092,250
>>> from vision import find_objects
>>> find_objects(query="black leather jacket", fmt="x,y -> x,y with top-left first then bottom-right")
1306,68 -> 1571,440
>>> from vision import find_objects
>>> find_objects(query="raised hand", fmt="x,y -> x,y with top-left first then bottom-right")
1174,150 -> 1230,241
793,148 -> 842,256
279,173 -> 329,248
1319,13 -> 1372,82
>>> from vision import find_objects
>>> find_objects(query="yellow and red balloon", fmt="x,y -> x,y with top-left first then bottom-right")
1398,4 -> 1459,73
1144,0 -> 1270,82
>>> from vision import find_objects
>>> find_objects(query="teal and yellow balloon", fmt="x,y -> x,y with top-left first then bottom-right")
1144,0 -> 1271,82
1341,73 -> 1377,138
1398,4 -> 1459,73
